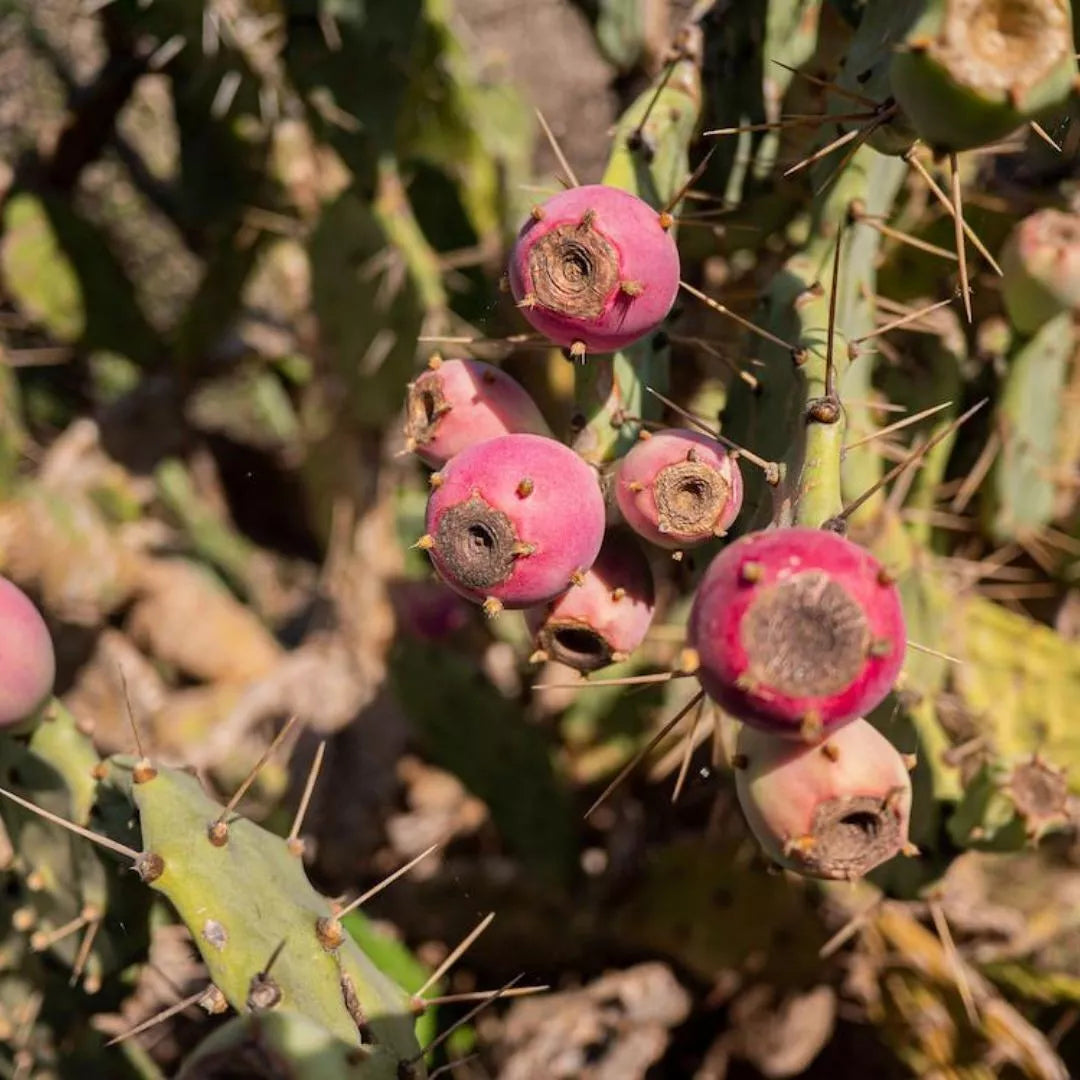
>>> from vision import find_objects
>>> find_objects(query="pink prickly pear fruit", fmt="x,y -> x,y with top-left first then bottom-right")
614,429 -> 743,550
525,529 -> 655,672
419,433 -> 606,615
687,527 -> 906,740
403,356 -> 552,468
1000,209 -> 1080,336
0,575 -> 55,728
734,717 -> 915,880
507,184 -> 680,358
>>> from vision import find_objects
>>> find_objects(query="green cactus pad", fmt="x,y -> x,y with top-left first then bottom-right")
124,763 -> 424,1072
178,1009 -> 401,1080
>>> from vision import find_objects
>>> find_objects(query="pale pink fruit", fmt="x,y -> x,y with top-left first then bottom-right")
687,528 -> 905,740
1000,208 -> 1080,336
0,576 -> 55,727
615,429 -> 743,549
507,184 -> 680,357
525,529 -> 655,672
420,434 -> 606,614
734,718 -> 914,880
404,357 -> 551,468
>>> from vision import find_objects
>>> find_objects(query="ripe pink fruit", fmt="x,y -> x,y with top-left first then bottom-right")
403,356 -> 551,468
420,434 -> 606,614
687,528 -> 905,740
507,184 -> 680,357
525,529 -> 655,672
0,575 -> 55,727
615,429 -> 743,549
734,718 -> 914,880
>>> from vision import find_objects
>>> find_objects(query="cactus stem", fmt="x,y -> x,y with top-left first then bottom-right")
679,280 -> 800,355
287,740 -> 327,857
412,911 -> 496,1003
534,107 -> 580,188
105,986 -> 220,1047
904,146 -> 1004,275
583,690 -> 705,821
0,783 -> 141,861
482,596 -> 504,618
826,398 -> 988,525
209,715 -> 301,841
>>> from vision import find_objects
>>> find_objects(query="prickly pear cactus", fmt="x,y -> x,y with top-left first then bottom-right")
5,0 -> 1080,1075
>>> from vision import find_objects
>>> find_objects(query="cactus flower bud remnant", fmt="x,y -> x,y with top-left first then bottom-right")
404,357 -> 552,468
526,529 -> 656,671
615,429 -> 743,549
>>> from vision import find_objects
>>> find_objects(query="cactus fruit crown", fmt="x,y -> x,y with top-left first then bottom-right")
405,370 -> 451,449
734,720 -> 914,880
650,455 -> 730,535
433,497 -> 518,591
741,570 -> 869,699
926,0 -> 1069,99
528,207 -> 621,321
616,430 -> 743,548
784,787 -> 910,880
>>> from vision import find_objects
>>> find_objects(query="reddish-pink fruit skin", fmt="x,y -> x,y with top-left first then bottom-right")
687,528 -> 905,735
0,576 -> 55,727
508,185 -> 679,353
525,530 -> 655,670
735,718 -> 912,879
406,359 -> 551,468
425,434 -> 605,609
615,429 -> 743,549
